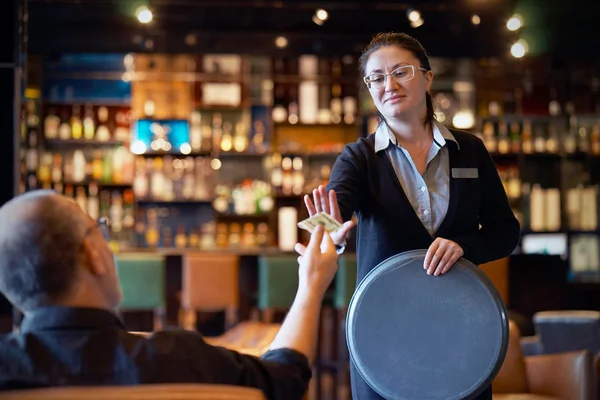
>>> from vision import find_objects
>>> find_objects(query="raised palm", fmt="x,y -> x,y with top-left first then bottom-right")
303,185 -> 355,246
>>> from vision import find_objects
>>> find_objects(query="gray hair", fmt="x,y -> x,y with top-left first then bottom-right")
0,191 -> 89,310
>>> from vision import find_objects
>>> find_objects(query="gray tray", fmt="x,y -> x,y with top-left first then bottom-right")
346,250 -> 508,400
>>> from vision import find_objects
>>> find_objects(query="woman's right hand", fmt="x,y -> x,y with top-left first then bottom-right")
302,185 -> 355,246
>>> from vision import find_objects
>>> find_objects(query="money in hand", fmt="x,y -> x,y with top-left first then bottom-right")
298,212 -> 343,233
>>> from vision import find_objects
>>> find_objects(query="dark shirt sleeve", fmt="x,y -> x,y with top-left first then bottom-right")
449,139 -> 521,265
205,345 -> 311,400
153,330 -> 311,400
326,145 -> 364,222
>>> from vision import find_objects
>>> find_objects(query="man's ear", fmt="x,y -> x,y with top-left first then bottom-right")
81,236 -> 106,276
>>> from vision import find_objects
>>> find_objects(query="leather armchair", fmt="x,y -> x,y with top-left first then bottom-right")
493,321 -> 592,400
0,384 -> 266,400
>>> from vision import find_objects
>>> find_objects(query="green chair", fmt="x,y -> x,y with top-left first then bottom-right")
335,253 -> 357,400
115,253 -> 166,331
256,254 -> 299,323
335,253 -> 357,310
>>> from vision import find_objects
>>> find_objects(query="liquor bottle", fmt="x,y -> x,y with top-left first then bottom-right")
72,150 -> 86,183
578,125 -> 590,154
563,117 -> 578,154
44,108 -> 60,139
175,225 -> 188,248
58,111 -> 71,140
95,106 -> 111,141
521,120 -> 533,154
102,150 -> 113,183
233,121 -> 248,152
109,191 -> 123,233
545,122 -> 560,154
287,84 -> 299,125
114,109 -> 130,141
509,121 -> 521,153
83,104 -> 95,140
63,153 -> 74,182
51,154 -> 63,183
482,121 -> 496,153
211,113 -> 223,153
188,228 -> 200,248
533,123 -> 546,153
37,153 -> 52,184
145,209 -> 159,248
87,182 -> 100,220
330,83 -> 343,124
497,120 -> 510,154
92,150 -> 104,181
292,156 -> 305,195
71,105 -> 83,139
122,189 -> 135,230
220,121 -> 233,152
256,222 -> 269,247
242,223 -> 256,248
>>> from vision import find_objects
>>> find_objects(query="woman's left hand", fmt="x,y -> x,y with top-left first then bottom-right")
424,237 -> 464,276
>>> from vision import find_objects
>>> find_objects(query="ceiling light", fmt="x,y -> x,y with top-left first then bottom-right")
407,9 -> 421,22
315,9 -> 328,21
506,14 -> 523,31
275,36 -> 288,49
312,15 -> 325,25
136,6 -> 153,24
510,39 -> 528,58
471,14 -> 481,25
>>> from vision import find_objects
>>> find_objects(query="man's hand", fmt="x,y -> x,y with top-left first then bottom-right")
296,225 -> 339,296
424,237 -> 464,276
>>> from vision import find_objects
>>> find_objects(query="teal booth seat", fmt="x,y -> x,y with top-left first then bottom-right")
335,253 -> 357,309
114,253 -> 166,312
257,254 -> 299,312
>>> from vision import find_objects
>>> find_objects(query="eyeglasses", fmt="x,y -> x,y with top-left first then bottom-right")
363,65 -> 429,89
85,217 -> 111,242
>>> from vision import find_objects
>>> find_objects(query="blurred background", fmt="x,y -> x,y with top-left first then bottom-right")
2,0 -> 600,398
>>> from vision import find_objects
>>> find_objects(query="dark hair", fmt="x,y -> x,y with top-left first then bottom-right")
0,192 -> 86,310
359,32 -> 435,129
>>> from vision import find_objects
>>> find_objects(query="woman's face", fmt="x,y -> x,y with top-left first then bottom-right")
364,45 -> 433,121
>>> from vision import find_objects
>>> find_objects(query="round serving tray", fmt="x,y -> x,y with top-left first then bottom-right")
346,250 -> 508,400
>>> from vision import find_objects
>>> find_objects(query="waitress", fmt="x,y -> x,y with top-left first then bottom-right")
298,32 -> 520,399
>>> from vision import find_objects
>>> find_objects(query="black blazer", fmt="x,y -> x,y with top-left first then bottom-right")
327,129 -> 521,283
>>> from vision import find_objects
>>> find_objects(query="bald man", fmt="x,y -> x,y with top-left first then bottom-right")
0,190 -> 339,400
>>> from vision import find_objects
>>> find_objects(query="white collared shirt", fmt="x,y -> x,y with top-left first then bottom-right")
374,120 -> 458,236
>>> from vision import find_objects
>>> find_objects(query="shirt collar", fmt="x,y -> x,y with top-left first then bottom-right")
374,120 -> 459,152
19,306 -> 125,333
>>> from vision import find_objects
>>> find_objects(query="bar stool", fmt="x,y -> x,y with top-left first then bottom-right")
255,254 -> 300,323
181,252 -> 281,360
115,253 -> 166,331
180,252 -> 240,332
334,253 -> 357,400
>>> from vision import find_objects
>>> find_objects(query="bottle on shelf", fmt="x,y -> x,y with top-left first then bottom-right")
71,105 -> 83,140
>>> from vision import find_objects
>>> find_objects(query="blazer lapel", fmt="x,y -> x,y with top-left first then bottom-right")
435,142 -> 461,238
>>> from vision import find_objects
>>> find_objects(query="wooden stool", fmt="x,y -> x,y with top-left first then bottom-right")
180,252 -> 240,332
115,253 -> 166,331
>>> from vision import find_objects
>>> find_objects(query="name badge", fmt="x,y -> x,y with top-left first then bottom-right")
452,168 -> 479,179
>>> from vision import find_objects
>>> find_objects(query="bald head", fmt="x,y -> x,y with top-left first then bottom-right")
0,190 -> 92,310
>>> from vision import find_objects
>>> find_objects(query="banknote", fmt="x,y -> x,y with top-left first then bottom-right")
297,212 -> 343,233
